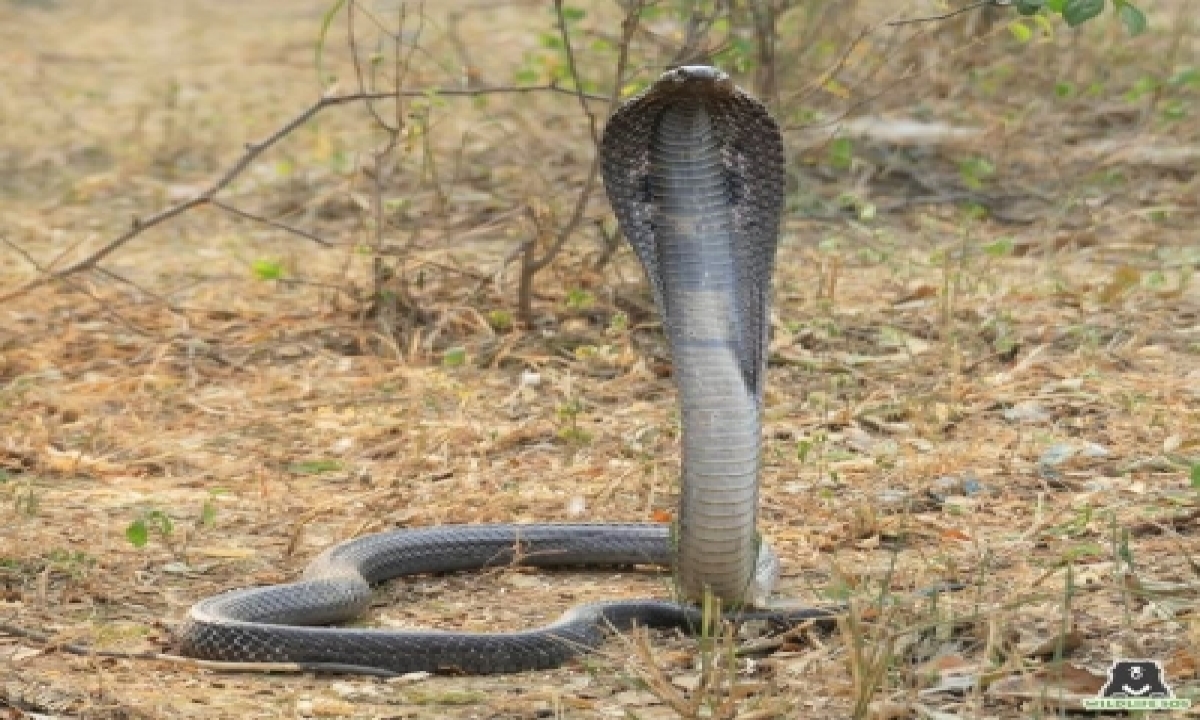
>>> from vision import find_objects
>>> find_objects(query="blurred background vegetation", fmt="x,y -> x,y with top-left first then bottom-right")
1,1 -> 1197,718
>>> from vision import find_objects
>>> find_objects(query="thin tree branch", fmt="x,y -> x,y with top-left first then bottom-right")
531,0 -> 608,265
0,235 -> 42,271
209,199 -> 333,246
531,0 -> 640,272
516,0 -> 643,322
348,0 -> 396,133
0,83 -> 605,304
887,0 -> 1009,27
785,23 -> 874,108
556,0 -> 601,148
0,236 -> 148,334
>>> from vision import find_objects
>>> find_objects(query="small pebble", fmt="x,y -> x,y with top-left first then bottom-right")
1003,401 -> 1050,423
1039,443 -> 1077,467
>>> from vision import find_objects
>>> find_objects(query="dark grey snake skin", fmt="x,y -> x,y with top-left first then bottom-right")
179,524 -> 833,674
177,67 -> 813,675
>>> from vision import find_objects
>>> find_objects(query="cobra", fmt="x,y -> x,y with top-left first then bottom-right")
177,65 -> 814,675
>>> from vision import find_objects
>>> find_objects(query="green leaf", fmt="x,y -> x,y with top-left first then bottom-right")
560,6 -> 585,22
486,309 -> 513,331
251,259 -> 284,281
1117,3 -> 1147,35
958,156 -> 995,189
288,459 -> 344,475
1125,75 -> 1159,101
1161,100 -> 1187,121
565,288 -> 594,310
621,79 -> 652,98
1016,0 -> 1045,15
315,0 -> 348,88
442,346 -> 467,367
827,137 -> 853,170
200,500 -> 218,528
1032,14 -> 1057,36
983,238 -> 1015,257
1190,463 -> 1200,488
1169,68 -> 1200,88
1062,0 -> 1105,27
126,518 -> 148,548
514,67 -> 541,85
961,202 -> 990,221
1008,20 -> 1034,42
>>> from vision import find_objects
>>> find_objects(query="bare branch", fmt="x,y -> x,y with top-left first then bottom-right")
0,235 -> 43,272
555,0 -> 601,147
349,0 -> 396,133
887,0 -> 1008,27
0,236 -> 154,335
517,0 -> 643,323
784,23 -> 876,111
209,199 -> 333,247
0,83 -> 604,304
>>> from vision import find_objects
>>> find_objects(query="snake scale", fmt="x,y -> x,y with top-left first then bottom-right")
177,66 -> 821,675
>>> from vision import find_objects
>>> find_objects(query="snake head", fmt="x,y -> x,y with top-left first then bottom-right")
655,65 -> 734,96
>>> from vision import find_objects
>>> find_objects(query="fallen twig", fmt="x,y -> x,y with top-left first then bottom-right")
209,199 -> 333,247
887,0 -> 1008,27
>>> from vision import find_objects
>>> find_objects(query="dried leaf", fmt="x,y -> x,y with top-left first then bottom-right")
988,664 -> 1106,708
864,700 -> 907,715
1099,265 -> 1141,304
1025,630 -> 1085,659
1166,648 -> 1200,679
41,446 -> 125,477
939,527 -> 972,542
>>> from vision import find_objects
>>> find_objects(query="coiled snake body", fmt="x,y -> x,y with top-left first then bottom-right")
177,67 -> 821,675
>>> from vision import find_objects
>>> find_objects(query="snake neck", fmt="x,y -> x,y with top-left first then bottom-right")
650,99 -> 764,605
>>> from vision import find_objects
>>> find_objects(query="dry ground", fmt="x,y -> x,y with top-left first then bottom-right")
1,0 -> 1199,718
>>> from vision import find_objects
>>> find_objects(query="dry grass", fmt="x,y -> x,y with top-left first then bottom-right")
1,0 -> 1198,718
